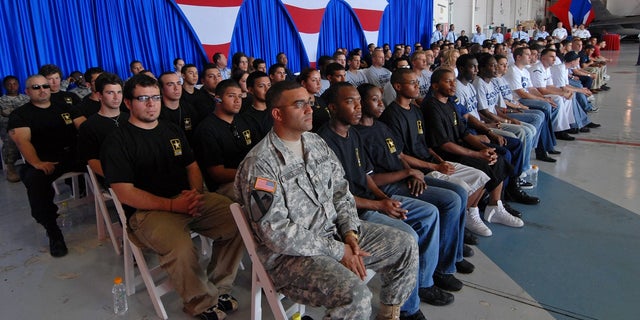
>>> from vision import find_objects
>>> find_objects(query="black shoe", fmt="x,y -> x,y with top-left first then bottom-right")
600,85 -> 611,91
579,127 -> 590,133
566,128 -> 579,134
197,305 -> 226,320
586,122 -> 601,128
463,229 -> 479,245
400,309 -> 429,319
433,273 -> 463,291
555,131 -> 576,141
517,178 -> 533,190
502,202 -> 522,218
46,224 -> 68,257
548,149 -> 561,155
506,188 -> 540,205
536,152 -> 557,163
463,244 -> 474,258
456,259 -> 475,274
418,286 -> 454,306
217,294 -> 238,313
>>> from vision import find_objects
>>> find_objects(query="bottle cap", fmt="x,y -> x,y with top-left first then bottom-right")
532,165 -> 538,169
114,277 -> 123,284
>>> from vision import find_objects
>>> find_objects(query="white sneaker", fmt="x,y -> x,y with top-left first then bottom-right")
466,207 -> 492,236
484,201 -> 524,227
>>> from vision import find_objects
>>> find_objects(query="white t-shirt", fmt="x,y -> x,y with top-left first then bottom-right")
492,76 -> 516,103
455,79 -> 480,119
552,28 -> 567,42
528,61 -> 553,88
345,69 -> 368,87
504,65 -> 533,100
473,77 -> 505,115
364,66 -> 392,88
551,63 -> 569,87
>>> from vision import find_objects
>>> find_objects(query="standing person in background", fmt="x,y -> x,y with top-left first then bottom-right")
213,53 -> 231,80
446,24 -> 457,44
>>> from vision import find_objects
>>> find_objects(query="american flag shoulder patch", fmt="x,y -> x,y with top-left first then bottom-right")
254,177 -> 277,193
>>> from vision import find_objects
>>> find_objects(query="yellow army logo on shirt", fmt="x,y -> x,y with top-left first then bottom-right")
417,120 -> 424,134
61,113 -> 72,125
355,147 -> 362,167
170,139 -> 182,156
453,112 -> 458,126
242,130 -> 252,145
184,118 -> 192,131
64,97 -> 73,105
385,138 -> 397,154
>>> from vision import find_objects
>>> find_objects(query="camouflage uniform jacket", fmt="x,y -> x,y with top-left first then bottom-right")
235,130 -> 361,270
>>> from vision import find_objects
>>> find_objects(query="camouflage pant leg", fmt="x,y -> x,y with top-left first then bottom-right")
358,221 -> 418,306
270,255 -> 373,320
1,132 -> 20,165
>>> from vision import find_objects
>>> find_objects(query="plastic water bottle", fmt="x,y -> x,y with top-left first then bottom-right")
292,312 -> 302,320
112,277 -> 128,315
528,165 -> 539,188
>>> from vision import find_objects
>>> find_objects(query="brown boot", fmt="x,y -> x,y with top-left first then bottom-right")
376,304 -> 400,320
6,163 -> 20,183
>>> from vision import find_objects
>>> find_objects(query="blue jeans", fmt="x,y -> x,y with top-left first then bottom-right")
382,178 -> 465,275
360,194 -> 439,315
518,99 -> 557,153
570,94 -> 591,128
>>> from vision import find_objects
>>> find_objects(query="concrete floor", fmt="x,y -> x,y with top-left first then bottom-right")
1,43 -> 639,320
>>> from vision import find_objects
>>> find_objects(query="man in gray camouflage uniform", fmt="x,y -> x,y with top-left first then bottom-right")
0,76 -> 30,182
235,81 -> 418,319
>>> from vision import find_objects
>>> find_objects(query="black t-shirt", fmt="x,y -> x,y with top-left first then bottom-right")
51,91 -> 81,108
192,113 -> 261,191
180,87 -> 200,107
8,102 -> 81,162
239,104 -> 273,137
379,101 -> 435,163
78,112 -> 130,163
354,121 -> 404,174
159,101 -> 202,145
76,96 -> 101,118
317,124 -> 375,200
101,120 -> 194,201
422,95 -> 469,161
311,95 -> 330,133
191,88 -> 216,120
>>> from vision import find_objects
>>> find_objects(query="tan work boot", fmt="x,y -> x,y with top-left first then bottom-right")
376,304 -> 400,320
6,163 -> 20,183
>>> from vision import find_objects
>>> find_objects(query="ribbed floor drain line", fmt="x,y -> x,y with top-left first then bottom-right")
462,280 -> 600,320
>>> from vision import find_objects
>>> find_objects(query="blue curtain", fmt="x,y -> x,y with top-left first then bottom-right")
0,0 -> 208,92
378,0 -> 434,48
229,0 -> 309,74
316,0 -> 368,60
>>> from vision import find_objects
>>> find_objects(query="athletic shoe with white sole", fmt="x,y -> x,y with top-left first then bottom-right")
485,200 -> 524,227
466,207 -> 492,236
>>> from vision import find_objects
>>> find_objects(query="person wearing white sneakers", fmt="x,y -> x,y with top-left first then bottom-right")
422,68 -> 524,229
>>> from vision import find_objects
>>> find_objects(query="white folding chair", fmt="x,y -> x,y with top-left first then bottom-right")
229,203 -> 306,320
86,165 -> 122,255
109,188 -> 217,319
52,171 -> 90,204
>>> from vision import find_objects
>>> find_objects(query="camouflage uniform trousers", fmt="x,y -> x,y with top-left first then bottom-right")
128,192 -> 244,316
268,220 -> 418,319
1,120 -> 21,165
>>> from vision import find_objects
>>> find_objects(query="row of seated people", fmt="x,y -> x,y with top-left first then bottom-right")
4,36 -> 609,319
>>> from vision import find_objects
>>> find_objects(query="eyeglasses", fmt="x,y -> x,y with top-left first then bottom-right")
132,95 -> 162,102
30,84 -> 51,90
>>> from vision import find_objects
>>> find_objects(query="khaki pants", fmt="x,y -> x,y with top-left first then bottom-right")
129,192 -> 244,316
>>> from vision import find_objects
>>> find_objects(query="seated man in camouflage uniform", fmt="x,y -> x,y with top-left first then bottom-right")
235,81 -> 418,319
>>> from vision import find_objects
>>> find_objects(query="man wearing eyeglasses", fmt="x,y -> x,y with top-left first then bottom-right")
193,79 -> 261,201
235,80 -> 418,319
101,74 -> 243,320
8,74 -> 86,257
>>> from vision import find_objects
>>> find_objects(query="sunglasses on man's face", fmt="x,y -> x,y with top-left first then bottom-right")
30,84 -> 51,90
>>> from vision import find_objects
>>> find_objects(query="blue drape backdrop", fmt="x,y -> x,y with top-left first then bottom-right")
0,0 -> 208,92
316,0 -> 368,61
228,0 -> 309,74
378,0 -> 434,49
